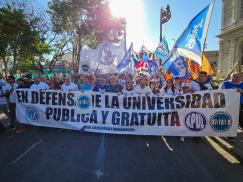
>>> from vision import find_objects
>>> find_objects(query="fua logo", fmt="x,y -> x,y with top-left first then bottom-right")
184,112 -> 207,131
210,112 -> 232,132
78,95 -> 90,109
25,107 -> 38,122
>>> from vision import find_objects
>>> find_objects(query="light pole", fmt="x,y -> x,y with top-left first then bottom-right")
160,5 -> 171,42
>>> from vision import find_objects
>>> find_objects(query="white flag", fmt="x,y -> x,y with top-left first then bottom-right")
79,38 -> 126,73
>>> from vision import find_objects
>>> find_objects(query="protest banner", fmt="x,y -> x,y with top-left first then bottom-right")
16,89 -> 240,136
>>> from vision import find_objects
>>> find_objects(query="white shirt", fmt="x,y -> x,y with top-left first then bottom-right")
189,80 -> 212,92
0,84 -> 8,105
119,79 -> 126,87
61,83 -> 78,91
30,82 -> 50,90
134,85 -> 151,95
160,87 -> 179,96
122,88 -> 135,95
218,82 -> 224,89
0,79 -> 6,86
7,83 -> 18,103
175,84 -> 181,92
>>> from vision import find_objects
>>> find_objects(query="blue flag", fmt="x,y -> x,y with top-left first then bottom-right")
132,53 -> 138,66
116,43 -> 133,72
163,53 -> 191,80
142,52 -> 151,73
173,2 -> 214,65
155,37 -> 170,64
152,58 -> 159,73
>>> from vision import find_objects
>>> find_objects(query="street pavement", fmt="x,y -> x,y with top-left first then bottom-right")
0,116 -> 243,182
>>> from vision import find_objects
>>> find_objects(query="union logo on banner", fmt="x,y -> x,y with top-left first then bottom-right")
98,41 -> 116,65
77,95 -> 91,110
25,107 -> 39,122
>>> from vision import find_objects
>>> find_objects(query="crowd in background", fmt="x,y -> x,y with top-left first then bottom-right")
0,71 -> 243,140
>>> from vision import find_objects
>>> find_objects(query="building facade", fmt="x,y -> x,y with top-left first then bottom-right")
217,0 -> 243,78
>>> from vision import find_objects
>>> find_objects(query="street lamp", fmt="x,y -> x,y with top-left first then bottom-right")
160,5 -> 171,42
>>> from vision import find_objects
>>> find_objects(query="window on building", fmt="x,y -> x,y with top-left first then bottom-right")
240,0 -> 243,19
223,0 -> 234,27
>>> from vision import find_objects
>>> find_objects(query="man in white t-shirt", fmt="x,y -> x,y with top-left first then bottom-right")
0,74 -> 9,132
6,76 -> 18,129
134,77 -> 151,96
30,76 -> 49,90
189,71 -> 212,142
189,71 -> 212,92
122,79 -> 135,95
61,76 -> 78,91
0,77 -> 10,118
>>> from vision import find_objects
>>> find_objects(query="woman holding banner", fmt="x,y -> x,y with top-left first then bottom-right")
122,80 -> 135,96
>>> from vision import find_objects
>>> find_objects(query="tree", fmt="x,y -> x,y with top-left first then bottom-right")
48,0 -> 125,71
28,11 -> 72,74
0,32 -> 9,76
0,6 -> 37,75
0,1 -> 72,75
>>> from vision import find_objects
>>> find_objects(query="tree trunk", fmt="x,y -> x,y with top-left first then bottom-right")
76,42 -> 81,73
2,57 -> 8,77
11,46 -> 18,75
72,44 -> 76,73
76,33 -> 83,74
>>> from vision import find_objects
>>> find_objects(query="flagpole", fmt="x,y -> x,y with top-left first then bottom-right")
124,24 -> 127,52
200,0 -> 215,70
201,0 -> 215,55
160,7 -> 163,42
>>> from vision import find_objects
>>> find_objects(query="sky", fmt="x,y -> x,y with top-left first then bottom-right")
36,0 -> 222,52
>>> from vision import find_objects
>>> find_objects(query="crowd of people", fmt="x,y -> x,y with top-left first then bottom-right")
0,71 -> 242,141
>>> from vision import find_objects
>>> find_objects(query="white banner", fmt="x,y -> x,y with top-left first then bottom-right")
16,89 -> 240,136
79,39 -> 126,74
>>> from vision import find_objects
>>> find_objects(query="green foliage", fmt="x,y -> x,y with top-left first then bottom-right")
48,0 -> 125,44
17,58 -> 35,73
0,0 -> 125,75
0,4 -> 57,75
48,0 -> 125,68
0,6 -> 38,74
